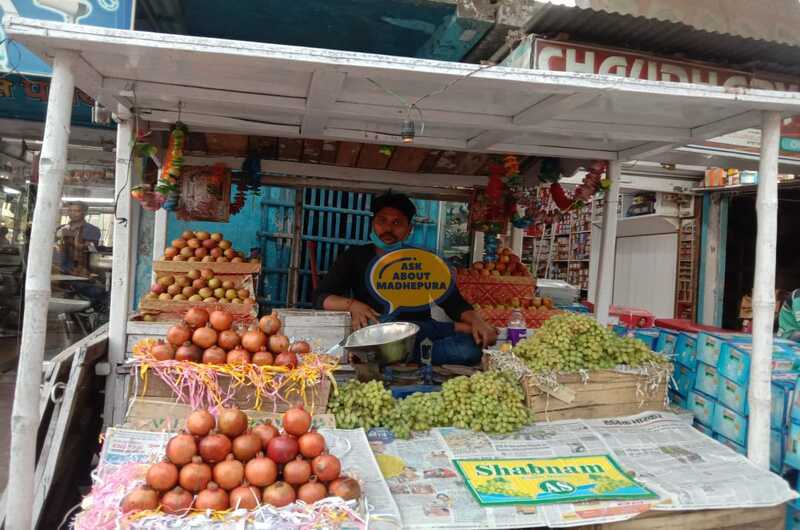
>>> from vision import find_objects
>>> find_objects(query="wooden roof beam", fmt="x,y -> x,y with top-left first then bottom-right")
301,70 -> 346,137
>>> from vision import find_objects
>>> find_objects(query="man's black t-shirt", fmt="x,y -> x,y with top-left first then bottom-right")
312,244 -> 472,322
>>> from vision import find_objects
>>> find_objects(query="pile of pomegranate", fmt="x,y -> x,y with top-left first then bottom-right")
150,308 -> 310,367
163,230 -> 252,263
121,406 -> 360,514
145,268 -> 255,304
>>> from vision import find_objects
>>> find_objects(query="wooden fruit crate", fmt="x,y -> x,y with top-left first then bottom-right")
573,504 -> 785,530
153,259 -> 261,275
125,320 -> 331,414
139,275 -> 257,319
130,371 -> 331,414
275,309 -> 351,353
456,272 -> 535,307
484,353 -> 671,421
478,307 -> 561,328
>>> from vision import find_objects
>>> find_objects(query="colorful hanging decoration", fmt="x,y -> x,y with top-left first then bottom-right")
156,122 -> 188,211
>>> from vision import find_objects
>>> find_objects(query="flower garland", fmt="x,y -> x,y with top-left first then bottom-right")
131,340 -> 338,413
156,122 -> 188,211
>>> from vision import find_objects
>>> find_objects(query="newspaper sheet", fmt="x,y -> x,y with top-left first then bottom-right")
584,411 -> 799,511
376,411 -> 797,529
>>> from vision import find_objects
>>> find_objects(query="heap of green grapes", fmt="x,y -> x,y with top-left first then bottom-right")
513,314 -> 665,372
327,371 -> 529,438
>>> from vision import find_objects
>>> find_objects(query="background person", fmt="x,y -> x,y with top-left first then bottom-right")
54,202 -> 101,276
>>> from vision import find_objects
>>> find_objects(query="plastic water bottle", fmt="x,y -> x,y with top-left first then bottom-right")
507,309 -> 527,346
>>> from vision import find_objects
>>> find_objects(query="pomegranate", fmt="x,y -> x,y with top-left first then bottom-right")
217,329 -> 240,350
268,335 -> 290,355
196,482 -> 229,511
199,432 -> 232,464
232,432 -> 262,462
298,431 -> 326,459
175,342 -> 202,362
213,454 -> 245,490
184,307 -> 210,328
262,481 -> 296,508
289,341 -> 311,354
226,347 -> 251,365
274,351 -> 297,369
312,454 -> 341,482
229,483 -> 261,510
179,456 -> 212,492
267,434 -> 299,464
218,407 -> 248,438
241,328 -> 267,353
202,345 -> 227,365
186,409 -> 215,437
252,423 -> 279,449
192,326 -> 218,349
297,479 -> 328,504
146,461 -> 179,491
282,406 -> 312,436
244,453 -> 278,487
161,486 -> 194,515
166,432 -> 197,465
209,310 -> 233,331
252,349 -> 274,366
283,457 -> 311,486
328,477 -> 361,501
258,314 -> 281,335
150,341 -> 175,361
120,486 -> 159,513
166,323 -> 192,346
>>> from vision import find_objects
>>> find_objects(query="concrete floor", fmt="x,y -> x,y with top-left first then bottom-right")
0,319 -> 88,493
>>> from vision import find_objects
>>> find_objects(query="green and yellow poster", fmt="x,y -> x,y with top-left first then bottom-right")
453,455 -> 657,506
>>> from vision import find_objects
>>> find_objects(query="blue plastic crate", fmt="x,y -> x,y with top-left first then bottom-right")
787,502 -> 800,530
612,324 -> 628,337
689,390 -> 716,427
633,328 -> 660,350
390,385 -> 441,399
713,433 -> 747,456
712,402 -> 748,446
784,421 -> 800,470
696,332 -> 750,367
673,363 -> 696,397
771,428 -> 785,474
693,420 -> 713,437
669,390 -> 687,410
717,376 -> 748,416
695,363 -> 721,398
657,329 -> 679,356
675,332 -> 698,370
772,376 -> 798,431
718,342 -> 795,385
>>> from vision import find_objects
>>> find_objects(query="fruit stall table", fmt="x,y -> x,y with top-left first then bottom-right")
5,14 -> 799,530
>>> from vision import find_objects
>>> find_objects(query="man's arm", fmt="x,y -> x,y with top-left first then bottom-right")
440,287 -> 497,347
313,248 -> 379,330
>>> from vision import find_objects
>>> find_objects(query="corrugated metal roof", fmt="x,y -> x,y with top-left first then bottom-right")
502,3 -> 800,76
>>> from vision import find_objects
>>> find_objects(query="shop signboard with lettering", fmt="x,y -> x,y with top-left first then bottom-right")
505,37 -> 800,154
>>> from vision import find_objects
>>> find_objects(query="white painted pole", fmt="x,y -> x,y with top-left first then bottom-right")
700,194 -> 722,325
6,50 -> 78,530
747,110 -> 781,469
511,227 -> 524,256
102,107 -> 134,428
151,208 -> 167,281
595,160 -> 620,325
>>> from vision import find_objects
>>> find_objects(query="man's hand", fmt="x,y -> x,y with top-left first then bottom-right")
349,300 -> 380,330
471,319 -> 498,348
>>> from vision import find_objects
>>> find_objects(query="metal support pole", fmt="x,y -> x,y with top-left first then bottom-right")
6,49 -> 77,530
595,160 -> 620,326
103,106 -> 134,428
747,110 -> 781,469
151,208 -> 167,281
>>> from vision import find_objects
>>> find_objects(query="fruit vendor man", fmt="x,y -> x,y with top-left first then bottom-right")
313,192 -> 497,365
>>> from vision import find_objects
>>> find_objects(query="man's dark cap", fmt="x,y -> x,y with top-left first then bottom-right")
371,192 -> 416,222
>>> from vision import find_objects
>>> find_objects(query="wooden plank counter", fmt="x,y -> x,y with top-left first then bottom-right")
573,504 -> 785,530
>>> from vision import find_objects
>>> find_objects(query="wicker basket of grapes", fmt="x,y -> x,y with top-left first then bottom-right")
486,314 -> 672,421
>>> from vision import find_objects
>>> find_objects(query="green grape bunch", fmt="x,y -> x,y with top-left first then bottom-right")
327,371 -> 530,438
512,314 -> 667,373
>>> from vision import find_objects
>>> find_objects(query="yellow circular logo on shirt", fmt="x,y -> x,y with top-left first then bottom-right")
368,248 -> 454,314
